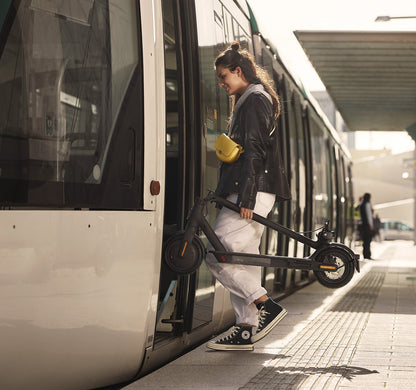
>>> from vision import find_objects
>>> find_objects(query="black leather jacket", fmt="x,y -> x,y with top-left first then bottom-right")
215,91 -> 291,209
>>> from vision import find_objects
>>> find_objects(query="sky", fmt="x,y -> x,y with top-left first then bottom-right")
248,0 -> 416,154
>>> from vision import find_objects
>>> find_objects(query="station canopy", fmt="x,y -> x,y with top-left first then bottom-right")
294,31 -> 416,133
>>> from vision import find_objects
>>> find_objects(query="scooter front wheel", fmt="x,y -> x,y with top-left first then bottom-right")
164,232 -> 205,274
313,247 -> 355,288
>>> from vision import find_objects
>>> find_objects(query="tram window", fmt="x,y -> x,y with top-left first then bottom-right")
0,0 -> 143,209
346,163 -> 354,238
0,1 -> 13,34
287,95 -> 298,218
193,0 -> 252,329
338,154 -> 347,242
223,9 -> 232,43
195,0 -> 251,213
295,95 -> 306,258
310,116 -> 330,229
325,140 -> 335,228
232,19 -> 246,43
329,144 -> 338,236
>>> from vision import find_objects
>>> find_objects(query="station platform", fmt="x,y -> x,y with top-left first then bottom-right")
125,240 -> 416,389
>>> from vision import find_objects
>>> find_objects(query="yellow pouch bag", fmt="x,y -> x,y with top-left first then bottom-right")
214,134 -> 244,163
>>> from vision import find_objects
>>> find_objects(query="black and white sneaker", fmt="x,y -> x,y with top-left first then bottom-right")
251,298 -> 287,343
207,325 -> 254,351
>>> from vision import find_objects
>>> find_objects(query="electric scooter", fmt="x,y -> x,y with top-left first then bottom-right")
164,192 -> 360,288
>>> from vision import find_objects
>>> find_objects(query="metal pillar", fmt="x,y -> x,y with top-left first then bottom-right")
405,122 -> 416,245
414,145 -> 416,245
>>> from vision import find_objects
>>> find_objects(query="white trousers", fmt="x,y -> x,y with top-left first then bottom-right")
205,192 -> 275,326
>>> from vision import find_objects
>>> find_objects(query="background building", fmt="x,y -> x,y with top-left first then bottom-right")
351,149 -> 414,227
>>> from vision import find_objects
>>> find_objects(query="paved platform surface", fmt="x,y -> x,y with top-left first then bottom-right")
125,241 -> 416,389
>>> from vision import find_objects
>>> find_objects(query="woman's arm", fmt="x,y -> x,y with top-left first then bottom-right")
236,93 -> 273,211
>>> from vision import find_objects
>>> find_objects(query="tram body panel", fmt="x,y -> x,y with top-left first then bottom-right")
140,0 -> 166,349
0,210 -> 162,389
0,0 -> 166,388
141,0 -> 166,211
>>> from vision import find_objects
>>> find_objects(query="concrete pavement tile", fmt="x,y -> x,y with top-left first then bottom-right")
391,346 -> 416,353
388,369 -> 416,379
172,348 -> 278,366
338,386 -> 386,390
386,381 -> 416,389
350,359 -> 392,367
129,365 -> 261,389
389,360 -> 416,367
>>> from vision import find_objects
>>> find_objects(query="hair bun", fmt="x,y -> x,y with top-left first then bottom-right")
230,42 -> 240,51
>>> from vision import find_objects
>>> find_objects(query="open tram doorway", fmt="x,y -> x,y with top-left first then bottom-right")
155,0 -> 217,343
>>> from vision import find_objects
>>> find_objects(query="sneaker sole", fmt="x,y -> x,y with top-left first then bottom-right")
251,308 -> 288,343
206,341 -> 254,351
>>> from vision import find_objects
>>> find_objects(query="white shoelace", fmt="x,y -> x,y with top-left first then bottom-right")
257,308 -> 270,328
217,326 -> 240,342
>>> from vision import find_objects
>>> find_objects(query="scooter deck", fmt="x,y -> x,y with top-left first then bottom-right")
210,251 -> 340,271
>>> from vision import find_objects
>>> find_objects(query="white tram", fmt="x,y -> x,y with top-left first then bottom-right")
0,1 -> 354,389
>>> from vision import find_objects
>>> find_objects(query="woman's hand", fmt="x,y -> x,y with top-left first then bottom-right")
240,207 -> 253,220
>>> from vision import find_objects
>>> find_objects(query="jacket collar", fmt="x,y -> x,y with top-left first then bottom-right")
229,83 -> 272,134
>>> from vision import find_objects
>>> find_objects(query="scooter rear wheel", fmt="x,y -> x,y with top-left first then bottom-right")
313,248 -> 355,288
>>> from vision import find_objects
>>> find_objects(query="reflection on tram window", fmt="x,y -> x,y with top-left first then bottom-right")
0,0 -> 141,208
195,0 -> 251,222
192,0 -> 253,329
310,116 -> 330,228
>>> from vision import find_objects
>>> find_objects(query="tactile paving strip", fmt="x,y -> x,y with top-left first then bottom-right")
240,271 -> 386,390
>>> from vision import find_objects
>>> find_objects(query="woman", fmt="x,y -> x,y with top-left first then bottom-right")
206,42 -> 291,351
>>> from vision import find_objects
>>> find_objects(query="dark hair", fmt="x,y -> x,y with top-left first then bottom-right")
363,193 -> 371,202
215,41 -> 280,118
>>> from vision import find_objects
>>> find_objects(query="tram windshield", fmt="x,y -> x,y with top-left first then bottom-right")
0,0 -> 141,208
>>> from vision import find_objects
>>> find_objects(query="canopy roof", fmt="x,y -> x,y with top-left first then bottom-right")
294,31 -> 416,132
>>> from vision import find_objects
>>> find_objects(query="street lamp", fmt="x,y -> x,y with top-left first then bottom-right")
375,15 -> 416,22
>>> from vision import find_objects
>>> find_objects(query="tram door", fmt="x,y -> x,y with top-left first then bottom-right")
157,0 -> 220,338
194,0 -> 254,321
156,0 -> 192,338
158,0 -> 257,337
